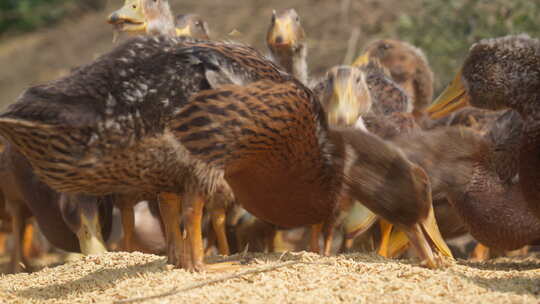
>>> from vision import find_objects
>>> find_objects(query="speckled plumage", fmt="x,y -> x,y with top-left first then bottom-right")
360,60 -> 410,116
358,39 -> 433,114
441,34 -> 540,222
0,35 -> 287,196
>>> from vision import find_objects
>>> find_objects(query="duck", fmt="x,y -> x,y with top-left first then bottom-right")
175,14 -> 210,40
389,109 -> 540,252
107,0 -> 244,258
0,140 -> 113,273
426,34 -> 540,216
354,39 -> 434,118
319,66 -> 452,262
3,16 -> 458,273
421,34 -> 540,255
266,8 -> 308,85
108,0 -> 210,40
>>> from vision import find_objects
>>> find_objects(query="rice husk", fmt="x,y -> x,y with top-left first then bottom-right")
1,251 -> 540,304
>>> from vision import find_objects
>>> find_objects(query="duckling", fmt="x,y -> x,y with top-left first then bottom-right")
426,34 -> 540,222
266,8 -> 308,84
0,141 -> 113,273
354,39 -> 434,117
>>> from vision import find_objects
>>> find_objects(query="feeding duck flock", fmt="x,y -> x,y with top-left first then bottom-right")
0,0 -> 540,291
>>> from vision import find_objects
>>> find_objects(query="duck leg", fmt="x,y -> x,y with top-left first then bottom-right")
269,230 -> 286,252
310,223 -> 323,254
182,192 -> 205,271
8,202 -> 27,273
210,205 -> 230,255
470,243 -> 490,262
158,193 -> 185,268
377,219 -> 392,257
118,201 -> 135,252
0,232 -> 6,254
22,222 -> 35,258
340,238 -> 354,253
322,222 -> 335,256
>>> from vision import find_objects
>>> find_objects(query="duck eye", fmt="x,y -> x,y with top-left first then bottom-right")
295,16 -> 300,22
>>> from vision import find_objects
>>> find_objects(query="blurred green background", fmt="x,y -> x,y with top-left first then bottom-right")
0,0 -> 539,109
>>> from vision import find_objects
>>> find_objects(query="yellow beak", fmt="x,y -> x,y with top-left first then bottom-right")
343,202 -> 378,239
107,0 -> 147,33
378,204 -> 453,265
268,18 -> 296,47
352,53 -> 370,67
328,77 -> 363,126
77,211 -> 107,255
377,220 -> 409,258
426,70 -> 470,119
175,25 -> 193,37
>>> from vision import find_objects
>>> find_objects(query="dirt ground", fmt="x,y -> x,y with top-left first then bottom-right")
1,251 -> 540,304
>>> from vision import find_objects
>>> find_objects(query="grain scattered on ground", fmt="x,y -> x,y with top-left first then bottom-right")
1,251 -> 540,304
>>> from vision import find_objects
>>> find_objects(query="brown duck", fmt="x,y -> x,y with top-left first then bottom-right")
0,140 -> 113,273
354,39 -> 434,118
266,8 -> 308,84
108,0 -> 245,257
427,34 -> 540,223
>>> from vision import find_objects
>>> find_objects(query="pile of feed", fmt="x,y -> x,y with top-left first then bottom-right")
1,251 -> 539,303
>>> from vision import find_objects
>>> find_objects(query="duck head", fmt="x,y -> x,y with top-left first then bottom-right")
107,0 -> 146,33
321,66 -> 372,127
175,14 -> 210,39
427,35 -> 540,118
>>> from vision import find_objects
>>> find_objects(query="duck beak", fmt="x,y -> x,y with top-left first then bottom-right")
77,206 -> 107,255
268,17 -> 296,49
107,0 -> 147,33
377,220 -> 409,258
421,203 -> 453,258
426,70 -> 470,119
343,202 -> 378,239
176,25 -> 192,37
389,203 -> 453,268
328,76 -> 363,126
352,52 -> 370,67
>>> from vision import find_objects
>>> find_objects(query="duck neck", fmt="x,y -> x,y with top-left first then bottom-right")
519,113 -> 540,217
145,0 -> 176,37
273,45 -> 308,84
411,63 -> 434,113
